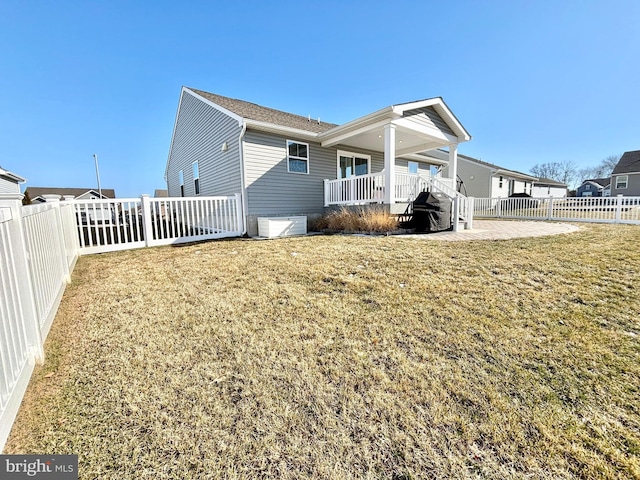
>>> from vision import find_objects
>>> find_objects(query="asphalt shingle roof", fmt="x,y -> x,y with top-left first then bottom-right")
582,178 -> 610,188
612,150 -> 640,175
25,187 -> 116,199
188,88 -> 338,134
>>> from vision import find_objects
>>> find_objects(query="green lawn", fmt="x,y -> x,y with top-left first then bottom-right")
6,223 -> 640,479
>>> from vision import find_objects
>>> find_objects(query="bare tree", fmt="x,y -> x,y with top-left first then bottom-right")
530,160 -> 578,186
599,154 -> 621,176
576,154 -> 621,184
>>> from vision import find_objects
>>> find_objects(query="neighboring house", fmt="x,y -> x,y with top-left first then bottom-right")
531,177 -> 568,198
24,187 -> 116,202
576,178 -> 610,197
165,87 -> 471,236
432,152 -> 537,198
24,187 -> 117,224
0,166 -> 26,194
154,189 -> 168,198
610,150 -> 640,196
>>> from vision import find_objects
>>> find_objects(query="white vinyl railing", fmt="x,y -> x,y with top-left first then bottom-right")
395,173 -> 431,202
473,195 -> 640,224
71,194 -> 244,254
0,192 -> 244,451
323,172 -> 386,206
0,194 -> 79,452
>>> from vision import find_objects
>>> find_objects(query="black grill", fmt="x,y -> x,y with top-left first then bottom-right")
409,191 -> 452,232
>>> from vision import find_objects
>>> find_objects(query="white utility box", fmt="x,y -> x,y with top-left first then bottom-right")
258,216 -> 307,238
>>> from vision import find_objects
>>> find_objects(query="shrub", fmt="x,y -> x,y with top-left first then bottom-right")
315,206 -> 398,233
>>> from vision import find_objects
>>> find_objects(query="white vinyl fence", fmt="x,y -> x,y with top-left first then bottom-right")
0,192 -> 244,451
473,195 -> 640,225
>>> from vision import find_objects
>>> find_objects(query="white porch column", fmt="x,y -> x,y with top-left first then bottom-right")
384,124 -> 396,205
448,143 -> 458,186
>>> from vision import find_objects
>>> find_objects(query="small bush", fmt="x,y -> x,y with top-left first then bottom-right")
316,206 -> 398,233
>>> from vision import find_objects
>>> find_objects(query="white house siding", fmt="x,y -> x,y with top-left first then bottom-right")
611,172 -> 640,197
532,185 -> 566,198
0,177 -> 20,194
166,91 -> 243,198
394,158 -> 433,176
243,130 -> 386,235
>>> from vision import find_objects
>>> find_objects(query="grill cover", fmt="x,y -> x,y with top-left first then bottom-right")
411,191 -> 452,232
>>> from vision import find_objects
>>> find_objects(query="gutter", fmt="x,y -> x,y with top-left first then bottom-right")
238,121 -> 248,235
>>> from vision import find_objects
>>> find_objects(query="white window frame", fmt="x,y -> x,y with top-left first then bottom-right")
193,161 -> 200,195
615,175 -> 628,189
179,170 -> 184,197
336,150 -> 372,178
286,140 -> 310,174
408,161 -> 419,175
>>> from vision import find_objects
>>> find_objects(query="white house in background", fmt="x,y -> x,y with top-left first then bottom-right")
165,87 -> 472,235
531,177 -> 568,198
428,152 -> 537,198
0,166 -> 26,194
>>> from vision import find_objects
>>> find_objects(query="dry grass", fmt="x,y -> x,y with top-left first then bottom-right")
313,206 -> 399,233
5,223 -> 640,479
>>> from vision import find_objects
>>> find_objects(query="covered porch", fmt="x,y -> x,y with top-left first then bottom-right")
318,97 -> 471,229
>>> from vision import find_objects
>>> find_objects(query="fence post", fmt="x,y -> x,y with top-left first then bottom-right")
234,192 -> 244,234
141,195 -> 153,247
467,197 -> 474,230
323,180 -> 330,207
0,194 -> 44,362
452,196 -> 460,232
548,196 -> 554,220
615,194 -> 623,223
43,196 -> 71,283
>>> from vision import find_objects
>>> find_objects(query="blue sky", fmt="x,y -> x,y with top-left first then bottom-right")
1,0 -> 638,197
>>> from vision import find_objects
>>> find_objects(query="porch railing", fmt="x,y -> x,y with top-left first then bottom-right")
323,172 -> 386,206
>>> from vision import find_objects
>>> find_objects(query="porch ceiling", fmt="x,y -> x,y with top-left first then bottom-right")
321,120 -> 454,156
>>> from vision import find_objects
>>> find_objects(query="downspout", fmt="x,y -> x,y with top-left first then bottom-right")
238,121 -> 248,235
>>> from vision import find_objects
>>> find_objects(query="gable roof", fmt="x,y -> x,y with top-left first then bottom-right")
25,187 -> 116,200
612,150 -> 640,175
534,177 -> 568,187
452,152 -> 537,181
188,88 -> 338,134
0,166 -> 26,184
580,178 -> 610,188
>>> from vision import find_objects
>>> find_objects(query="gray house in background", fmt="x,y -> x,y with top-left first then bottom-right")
165,87 -> 472,236
0,167 -> 25,194
610,150 -> 640,196
576,178 -> 610,197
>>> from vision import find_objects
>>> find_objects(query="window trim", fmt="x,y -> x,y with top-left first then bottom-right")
336,150 -> 372,178
193,161 -> 200,195
179,170 -> 184,197
286,140 -> 310,174
407,161 -> 419,175
615,175 -> 628,190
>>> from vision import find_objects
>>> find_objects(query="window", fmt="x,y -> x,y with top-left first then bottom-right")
584,184 -> 591,190
287,140 -> 309,174
179,170 -> 184,197
408,161 -> 419,174
499,176 -> 503,188
615,175 -> 628,189
193,161 -> 200,195
337,150 -> 371,178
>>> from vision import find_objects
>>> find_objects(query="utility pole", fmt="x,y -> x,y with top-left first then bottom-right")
93,154 -> 102,198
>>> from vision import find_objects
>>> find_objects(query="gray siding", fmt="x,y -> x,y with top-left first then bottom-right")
611,173 -> 640,196
454,158 -> 492,198
403,106 -> 454,136
243,130 -> 390,234
0,177 -> 20,194
166,91 -> 243,197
